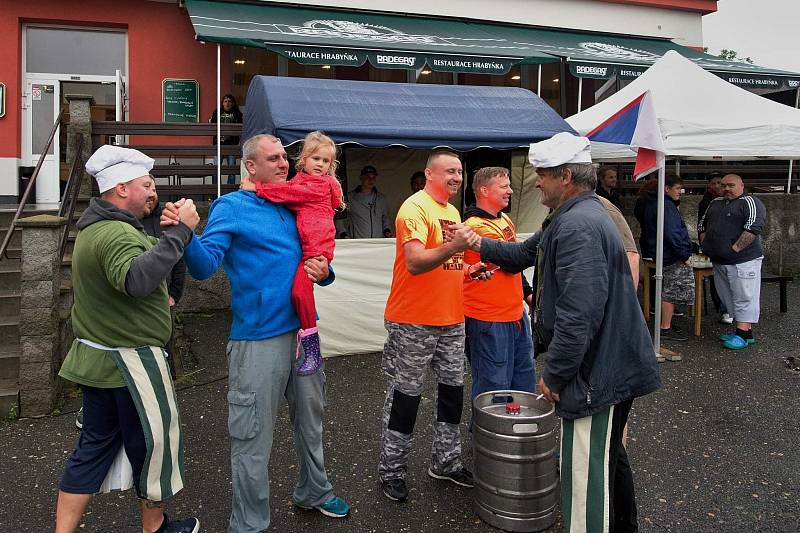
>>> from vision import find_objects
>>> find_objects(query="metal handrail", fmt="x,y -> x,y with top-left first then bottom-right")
58,136 -> 85,262
0,109 -> 64,260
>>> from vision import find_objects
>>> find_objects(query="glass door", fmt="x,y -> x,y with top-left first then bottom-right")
23,79 -> 61,204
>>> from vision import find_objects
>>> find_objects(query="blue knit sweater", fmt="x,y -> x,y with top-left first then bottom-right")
183,190 -> 333,341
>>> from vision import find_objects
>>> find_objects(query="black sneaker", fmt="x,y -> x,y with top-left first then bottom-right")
660,327 -> 688,342
156,515 -> 200,533
381,478 -> 408,501
427,467 -> 474,488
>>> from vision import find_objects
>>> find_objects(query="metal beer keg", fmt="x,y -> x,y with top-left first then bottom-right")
473,390 -> 558,532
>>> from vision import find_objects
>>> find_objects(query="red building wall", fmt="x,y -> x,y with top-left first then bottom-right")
0,0 -> 231,158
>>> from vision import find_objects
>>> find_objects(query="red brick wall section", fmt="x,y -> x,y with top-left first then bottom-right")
0,0 -> 232,158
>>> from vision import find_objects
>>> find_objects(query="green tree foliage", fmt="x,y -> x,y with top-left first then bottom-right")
719,49 -> 754,64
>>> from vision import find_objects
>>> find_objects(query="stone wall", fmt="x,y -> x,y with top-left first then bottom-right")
174,202 -> 231,313
17,215 -> 66,416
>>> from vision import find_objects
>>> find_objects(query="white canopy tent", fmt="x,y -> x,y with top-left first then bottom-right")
568,51 -> 800,354
568,50 -> 800,162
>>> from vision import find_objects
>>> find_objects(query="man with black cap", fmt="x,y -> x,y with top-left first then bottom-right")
339,165 -> 392,239
467,132 -> 661,533
55,145 -> 200,533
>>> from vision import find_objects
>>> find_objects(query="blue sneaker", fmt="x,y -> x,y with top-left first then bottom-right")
723,335 -> 753,350
297,496 -> 350,518
719,333 -> 755,345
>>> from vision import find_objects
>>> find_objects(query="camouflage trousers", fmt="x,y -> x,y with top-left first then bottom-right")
379,320 -> 466,481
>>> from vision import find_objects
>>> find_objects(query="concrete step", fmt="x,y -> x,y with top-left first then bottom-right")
0,263 -> 21,292
2,246 -> 22,261
0,227 -> 22,248
0,316 -> 20,347
0,387 -> 18,419
0,290 -> 20,317
0,347 -> 20,384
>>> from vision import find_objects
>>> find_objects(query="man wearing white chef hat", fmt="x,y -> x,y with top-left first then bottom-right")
55,144 -> 202,533
468,132 -> 661,533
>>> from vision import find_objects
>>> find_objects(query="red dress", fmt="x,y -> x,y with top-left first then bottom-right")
255,171 -> 343,330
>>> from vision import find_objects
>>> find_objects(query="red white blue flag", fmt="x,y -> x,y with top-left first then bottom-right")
586,91 -> 665,180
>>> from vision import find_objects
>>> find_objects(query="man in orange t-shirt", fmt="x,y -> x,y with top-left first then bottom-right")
462,167 -> 536,405
379,150 -> 479,503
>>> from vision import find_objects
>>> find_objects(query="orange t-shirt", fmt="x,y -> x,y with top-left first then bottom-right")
463,213 -> 524,322
384,190 -> 464,326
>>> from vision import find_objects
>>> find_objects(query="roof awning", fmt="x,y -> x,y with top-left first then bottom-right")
503,27 -> 800,91
186,0 -> 800,89
185,0 -> 558,75
240,76 -> 575,150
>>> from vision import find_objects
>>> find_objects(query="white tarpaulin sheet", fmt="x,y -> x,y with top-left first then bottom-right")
567,51 -> 800,160
317,235 -> 535,357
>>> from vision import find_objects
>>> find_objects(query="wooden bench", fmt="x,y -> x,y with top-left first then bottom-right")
761,273 -> 792,313
701,271 -> 792,316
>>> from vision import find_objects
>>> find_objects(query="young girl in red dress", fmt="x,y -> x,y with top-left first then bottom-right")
242,131 -> 344,375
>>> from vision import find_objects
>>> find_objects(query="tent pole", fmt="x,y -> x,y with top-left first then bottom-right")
577,77 -> 583,112
653,163 -> 666,356
675,157 -> 680,176
791,88 -> 800,194
537,64 -> 542,96
216,43 -> 221,198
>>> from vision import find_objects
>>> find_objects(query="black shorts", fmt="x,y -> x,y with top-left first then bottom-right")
59,385 -> 146,497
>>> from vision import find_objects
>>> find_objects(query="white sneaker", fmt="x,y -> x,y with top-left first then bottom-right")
719,313 -> 733,324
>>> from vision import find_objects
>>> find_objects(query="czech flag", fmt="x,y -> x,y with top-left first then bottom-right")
586,91 -> 665,180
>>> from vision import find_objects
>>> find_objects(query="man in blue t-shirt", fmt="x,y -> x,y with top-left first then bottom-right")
162,134 -> 350,532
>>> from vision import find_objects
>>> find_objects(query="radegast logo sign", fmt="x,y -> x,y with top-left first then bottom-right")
276,19 -> 449,45
570,62 -> 645,80
575,65 -> 608,77
578,42 -> 660,62
376,54 -> 416,67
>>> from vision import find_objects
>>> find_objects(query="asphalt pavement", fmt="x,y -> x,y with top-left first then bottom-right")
0,283 -> 797,532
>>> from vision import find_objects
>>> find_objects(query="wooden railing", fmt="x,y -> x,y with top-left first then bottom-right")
92,121 -> 243,200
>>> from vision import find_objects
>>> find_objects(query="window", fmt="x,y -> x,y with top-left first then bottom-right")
26,27 -> 126,76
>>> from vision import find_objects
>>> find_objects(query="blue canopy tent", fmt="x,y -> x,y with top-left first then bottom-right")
242,75 -> 575,149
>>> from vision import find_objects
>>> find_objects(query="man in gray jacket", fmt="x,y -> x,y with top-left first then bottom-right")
467,133 -> 660,533
338,165 -> 393,239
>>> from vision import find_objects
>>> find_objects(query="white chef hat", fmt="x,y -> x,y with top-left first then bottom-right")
529,132 -> 592,169
85,145 -> 154,193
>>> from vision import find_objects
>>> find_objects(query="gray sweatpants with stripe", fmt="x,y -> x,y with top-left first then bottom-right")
227,332 -> 333,533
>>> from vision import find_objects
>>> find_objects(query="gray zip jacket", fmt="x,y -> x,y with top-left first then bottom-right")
480,192 -> 661,419
698,193 -> 766,265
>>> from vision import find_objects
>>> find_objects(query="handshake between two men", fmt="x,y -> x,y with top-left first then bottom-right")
443,223 -> 497,282
160,198 -> 200,230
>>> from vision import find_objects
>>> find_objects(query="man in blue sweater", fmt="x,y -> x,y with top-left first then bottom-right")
163,134 -> 349,532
